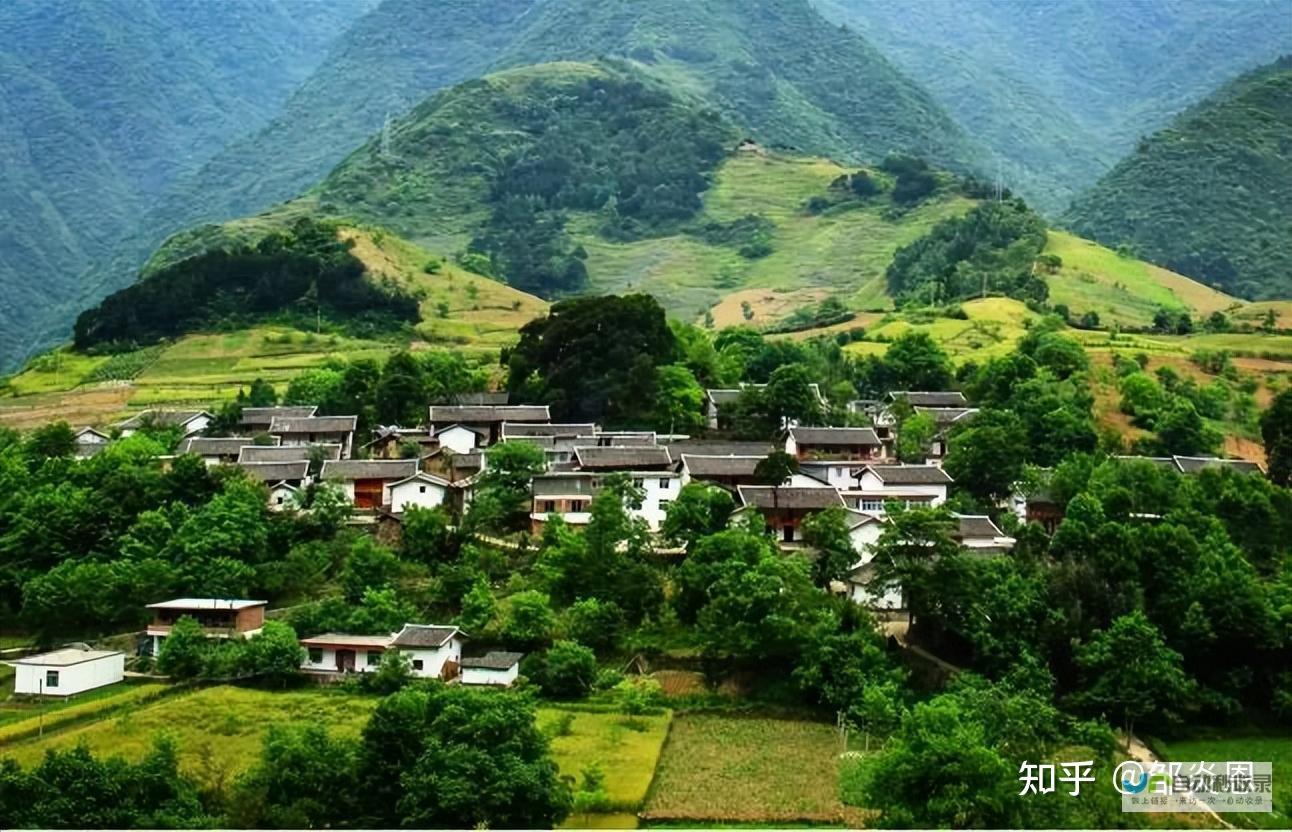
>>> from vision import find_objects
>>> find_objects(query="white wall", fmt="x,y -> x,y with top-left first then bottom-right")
400,636 -> 463,679
267,484 -> 298,511
627,473 -> 680,530
850,470 -> 947,512
389,479 -> 448,514
300,645 -> 386,673
438,426 -> 479,455
14,655 -> 124,696
462,665 -> 519,686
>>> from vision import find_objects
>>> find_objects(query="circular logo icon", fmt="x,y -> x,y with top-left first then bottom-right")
1113,760 -> 1149,794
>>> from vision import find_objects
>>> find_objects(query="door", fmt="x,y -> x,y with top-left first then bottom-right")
782,524 -> 794,542
336,649 -> 356,673
354,479 -> 383,509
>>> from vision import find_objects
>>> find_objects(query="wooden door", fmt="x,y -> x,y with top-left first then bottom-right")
354,479 -> 383,508
336,649 -> 356,672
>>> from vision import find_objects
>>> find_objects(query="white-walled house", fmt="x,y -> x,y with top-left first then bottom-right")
434,424 -> 486,455
300,633 -> 390,674
9,648 -> 124,696
270,415 -> 358,459
180,436 -> 271,466
320,459 -> 419,509
390,624 -> 466,680
117,409 -> 212,438
73,427 -> 110,458
848,465 -> 952,513
388,472 -> 452,514
461,651 -> 523,686
529,471 -> 681,532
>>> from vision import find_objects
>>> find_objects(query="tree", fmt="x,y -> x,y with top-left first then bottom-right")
1154,397 -> 1220,456
943,410 -> 1027,505
868,507 -> 962,626
753,450 -> 800,511
156,615 -> 208,680
1070,611 -> 1193,738
1261,389 -> 1292,486
401,505 -> 457,564
243,620 -> 305,686
792,625 -> 904,731
503,590 -> 556,648
468,440 -> 547,532
653,364 -> 705,433
661,483 -> 735,548
340,536 -> 402,603
229,723 -> 359,828
562,598 -> 625,653
375,351 -> 425,426
394,687 -> 572,828
24,421 -> 77,460
800,507 -> 858,587
764,363 -> 822,426
505,294 -> 678,425
364,649 -> 414,695
896,411 -> 936,463
883,332 -> 953,391
457,578 -> 497,634
537,640 -> 598,698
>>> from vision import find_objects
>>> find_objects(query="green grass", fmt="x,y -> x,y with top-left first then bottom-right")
580,153 -> 975,323
1154,725 -> 1292,828
0,685 -> 379,785
1044,231 -> 1240,328
641,713 -> 863,825
0,682 -> 169,735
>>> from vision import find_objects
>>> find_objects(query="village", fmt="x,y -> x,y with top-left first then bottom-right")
10,385 -> 1263,701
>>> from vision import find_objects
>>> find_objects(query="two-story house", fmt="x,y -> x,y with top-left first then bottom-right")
144,598 -> 267,656
270,415 -> 358,459
848,464 -> 952,513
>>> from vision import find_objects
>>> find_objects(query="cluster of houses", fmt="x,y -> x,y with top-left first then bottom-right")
23,387 -> 1260,697
9,597 -> 522,697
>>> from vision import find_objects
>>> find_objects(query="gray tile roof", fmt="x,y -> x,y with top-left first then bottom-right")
861,465 -> 954,485
665,440 -> 777,456
681,454 -> 764,477
239,406 -> 317,427
321,459 -> 418,481
913,406 -> 978,426
390,624 -> 462,648
238,444 -> 341,463
179,437 -> 261,456
237,461 -> 310,483
1172,455 -> 1265,475
575,445 -> 673,470
954,514 -> 1005,540
461,651 -> 523,670
501,422 -> 596,438
428,405 -> 549,424
117,409 -> 209,429
888,391 -> 967,407
737,485 -> 845,510
270,415 -> 357,434
789,426 -> 881,446
705,388 -> 746,405
1114,455 -> 1180,471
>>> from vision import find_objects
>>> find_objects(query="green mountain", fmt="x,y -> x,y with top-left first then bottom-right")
38,0 -> 981,372
816,0 -> 1292,213
1064,57 -> 1292,300
0,0 -> 373,369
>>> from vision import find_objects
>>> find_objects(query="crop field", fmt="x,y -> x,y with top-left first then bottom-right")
1154,727 -> 1292,826
1044,231 -> 1239,328
845,297 -> 1040,364
0,685 -> 379,784
580,152 -> 973,322
0,682 -> 169,736
641,713 -> 864,825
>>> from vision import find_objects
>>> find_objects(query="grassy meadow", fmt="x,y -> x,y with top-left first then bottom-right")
0,682 -> 169,736
641,713 -> 864,825
1154,726 -> 1292,827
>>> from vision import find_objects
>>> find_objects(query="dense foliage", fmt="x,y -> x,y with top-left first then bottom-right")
73,218 -> 418,349
885,199 -> 1048,305
1065,57 -> 1292,299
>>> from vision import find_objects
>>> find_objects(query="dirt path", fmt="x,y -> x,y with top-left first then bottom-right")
1123,732 -> 1235,830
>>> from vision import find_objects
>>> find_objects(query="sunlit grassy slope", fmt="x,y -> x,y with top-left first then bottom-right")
1043,231 -> 1240,328
0,226 -> 545,429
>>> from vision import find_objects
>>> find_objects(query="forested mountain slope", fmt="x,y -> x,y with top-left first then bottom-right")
0,0 -> 372,369
816,0 -> 1292,212
1064,57 -> 1292,300
43,0 -> 980,372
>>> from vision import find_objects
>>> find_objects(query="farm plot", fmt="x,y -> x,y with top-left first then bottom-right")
641,712 -> 864,825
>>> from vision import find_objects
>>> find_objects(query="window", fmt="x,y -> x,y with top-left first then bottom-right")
367,651 -> 381,666
632,479 -> 644,489
658,500 -> 671,513
542,500 -> 556,513
275,495 -> 285,505
860,499 -> 885,512
412,659 -> 424,671
658,478 -> 670,490
419,485 -> 426,493
308,647 -> 323,664
45,670 -> 59,688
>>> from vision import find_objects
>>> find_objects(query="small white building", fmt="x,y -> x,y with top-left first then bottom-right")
73,427 -> 111,459
388,472 -> 452,514
390,624 -> 466,680
117,409 -> 212,439
10,647 -> 124,696
433,424 -> 487,455
460,651 -> 523,687
848,465 -> 952,513
300,633 -> 391,674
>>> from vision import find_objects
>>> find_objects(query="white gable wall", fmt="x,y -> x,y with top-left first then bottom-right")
14,655 -> 124,696
390,479 -> 449,513
438,426 -> 480,455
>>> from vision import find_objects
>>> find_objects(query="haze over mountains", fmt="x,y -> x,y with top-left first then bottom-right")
2,0 -> 1289,370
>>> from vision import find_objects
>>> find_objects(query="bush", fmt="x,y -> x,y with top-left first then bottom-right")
538,640 -> 598,699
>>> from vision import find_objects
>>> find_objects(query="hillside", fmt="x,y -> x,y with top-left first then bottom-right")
42,0 -> 982,371
1064,57 -> 1292,300
817,0 -> 1292,213
0,0 -> 373,369
0,225 -> 545,429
